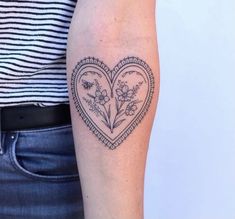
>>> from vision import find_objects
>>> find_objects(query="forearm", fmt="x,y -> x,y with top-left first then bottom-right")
66,1 -> 159,219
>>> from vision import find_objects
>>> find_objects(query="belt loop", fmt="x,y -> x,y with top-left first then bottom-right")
0,107 -> 2,155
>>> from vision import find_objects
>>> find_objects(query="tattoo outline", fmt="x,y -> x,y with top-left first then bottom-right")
71,56 -> 155,149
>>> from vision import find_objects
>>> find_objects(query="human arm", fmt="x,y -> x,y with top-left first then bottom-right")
66,0 -> 160,218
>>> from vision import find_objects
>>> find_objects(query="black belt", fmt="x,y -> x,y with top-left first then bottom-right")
0,104 -> 71,131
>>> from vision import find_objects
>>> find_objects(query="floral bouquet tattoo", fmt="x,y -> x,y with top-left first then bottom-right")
83,79 -> 143,134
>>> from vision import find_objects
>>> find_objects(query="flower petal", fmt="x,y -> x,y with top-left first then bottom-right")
132,105 -> 137,110
116,89 -> 122,96
123,85 -> 129,93
104,96 -> 110,102
102,89 -> 107,96
119,96 -> 125,101
127,90 -> 134,97
95,97 -> 100,103
95,91 -> 101,97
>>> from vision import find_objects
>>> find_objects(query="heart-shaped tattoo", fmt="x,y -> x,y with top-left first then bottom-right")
71,57 -> 154,149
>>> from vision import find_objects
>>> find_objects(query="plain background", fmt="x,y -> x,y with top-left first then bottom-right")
145,0 -> 235,219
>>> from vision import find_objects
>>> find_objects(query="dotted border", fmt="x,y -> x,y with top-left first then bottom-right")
71,56 -> 155,150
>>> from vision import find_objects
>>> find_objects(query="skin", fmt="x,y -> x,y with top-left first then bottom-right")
66,0 -> 160,218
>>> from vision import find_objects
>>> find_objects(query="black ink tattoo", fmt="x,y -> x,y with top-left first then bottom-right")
71,57 -> 155,149
81,79 -> 94,90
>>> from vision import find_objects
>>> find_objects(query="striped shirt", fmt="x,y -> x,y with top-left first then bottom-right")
0,0 -> 77,107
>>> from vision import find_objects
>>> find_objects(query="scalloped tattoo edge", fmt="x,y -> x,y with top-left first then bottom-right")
71,56 -> 155,149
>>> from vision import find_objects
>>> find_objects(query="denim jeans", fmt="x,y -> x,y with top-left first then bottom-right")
0,124 -> 84,219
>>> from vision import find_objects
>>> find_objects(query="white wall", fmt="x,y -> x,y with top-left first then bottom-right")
145,0 -> 235,219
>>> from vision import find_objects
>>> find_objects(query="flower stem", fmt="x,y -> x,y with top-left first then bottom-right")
112,101 -> 125,130
103,104 -> 112,133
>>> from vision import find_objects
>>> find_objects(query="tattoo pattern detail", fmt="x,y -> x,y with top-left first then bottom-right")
71,57 -> 154,149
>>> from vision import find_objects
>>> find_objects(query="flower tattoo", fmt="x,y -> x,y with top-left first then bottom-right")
116,84 -> 134,102
95,89 -> 110,105
125,101 -> 138,116
81,78 -> 144,133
